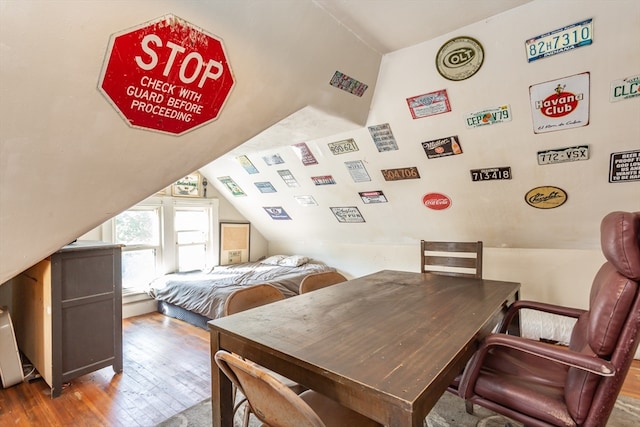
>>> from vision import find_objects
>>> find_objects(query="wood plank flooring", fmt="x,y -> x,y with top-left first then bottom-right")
0,313 -> 210,427
1,311 -> 639,426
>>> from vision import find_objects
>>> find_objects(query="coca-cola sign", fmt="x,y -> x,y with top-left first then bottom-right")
422,193 -> 451,210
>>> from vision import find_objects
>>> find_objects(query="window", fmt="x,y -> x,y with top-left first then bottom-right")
175,207 -> 211,272
109,196 -> 218,293
114,207 -> 162,293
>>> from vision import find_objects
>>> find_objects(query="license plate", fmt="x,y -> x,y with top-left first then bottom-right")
381,167 -> 420,181
328,138 -> 359,155
537,145 -> 589,165
470,167 -> 511,182
526,18 -> 593,62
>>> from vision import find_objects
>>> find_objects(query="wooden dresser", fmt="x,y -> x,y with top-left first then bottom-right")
12,241 -> 123,397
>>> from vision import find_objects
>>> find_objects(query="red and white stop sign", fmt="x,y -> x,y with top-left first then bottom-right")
98,14 -> 235,135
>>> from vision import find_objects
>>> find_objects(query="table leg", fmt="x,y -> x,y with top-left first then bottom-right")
210,330 -> 233,427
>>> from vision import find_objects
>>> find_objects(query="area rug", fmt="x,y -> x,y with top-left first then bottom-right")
157,392 -> 640,427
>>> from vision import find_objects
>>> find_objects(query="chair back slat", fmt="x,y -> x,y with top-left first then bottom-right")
420,240 -> 483,279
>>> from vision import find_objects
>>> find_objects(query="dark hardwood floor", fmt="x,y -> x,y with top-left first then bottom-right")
1,312 -> 639,426
0,313 -> 210,427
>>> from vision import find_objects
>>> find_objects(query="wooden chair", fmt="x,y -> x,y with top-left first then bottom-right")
215,350 -> 382,427
224,284 -> 305,426
299,271 -> 347,294
420,240 -> 483,279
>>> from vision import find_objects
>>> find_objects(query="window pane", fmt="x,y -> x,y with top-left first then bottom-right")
122,249 -> 156,289
177,230 -> 205,244
178,244 -> 206,271
115,210 -> 159,245
175,210 -> 208,231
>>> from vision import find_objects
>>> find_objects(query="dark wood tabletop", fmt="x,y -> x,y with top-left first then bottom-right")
208,269 -> 520,427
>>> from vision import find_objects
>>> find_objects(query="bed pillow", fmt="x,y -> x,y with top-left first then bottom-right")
261,255 -> 287,265
278,255 -> 310,267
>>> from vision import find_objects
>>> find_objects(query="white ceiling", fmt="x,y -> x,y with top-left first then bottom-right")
314,0 -> 534,54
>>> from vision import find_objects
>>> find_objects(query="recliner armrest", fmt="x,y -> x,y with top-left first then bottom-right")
498,300 -> 586,333
458,333 -> 615,399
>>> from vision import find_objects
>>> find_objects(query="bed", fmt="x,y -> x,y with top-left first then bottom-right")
146,255 -> 336,328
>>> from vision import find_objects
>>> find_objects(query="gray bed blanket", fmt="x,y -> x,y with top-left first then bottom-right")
146,261 -> 335,320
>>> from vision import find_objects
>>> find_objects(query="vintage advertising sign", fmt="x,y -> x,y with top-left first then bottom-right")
254,182 -> 276,193
311,175 -> 336,186
217,176 -> 245,197
610,75 -> 640,102
381,167 -> 421,181
407,89 -> 451,119
263,206 -> 291,220
525,186 -> 568,209
359,191 -> 388,204
436,36 -> 484,81
328,138 -> 359,155
99,14 -> 234,135
368,123 -> 399,152
277,169 -> 299,188
330,207 -> 365,223
291,142 -> 318,165
529,72 -> 590,134
422,136 -> 463,159
525,18 -> 593,62
294,195 -> 318,206
236,155 -> 259,174
422,193 -> 451,210
262,154 -> 285,165
470,167 -> 511,182
329,71 -> 368,97
345,160 -> 371,183
609,150 -> 640,183
538,145 -> 589,165
465,105 -> 512,128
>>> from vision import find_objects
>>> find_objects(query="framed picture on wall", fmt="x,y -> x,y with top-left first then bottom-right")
172,173 -> 201,197
219,222 -> 250,265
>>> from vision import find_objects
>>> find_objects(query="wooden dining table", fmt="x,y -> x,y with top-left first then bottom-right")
208,269 -> 520,427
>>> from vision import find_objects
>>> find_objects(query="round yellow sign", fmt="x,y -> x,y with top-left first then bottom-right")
525,186 -> 568,209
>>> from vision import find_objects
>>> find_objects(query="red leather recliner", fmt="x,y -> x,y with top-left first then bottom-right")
455,211 -> 640,427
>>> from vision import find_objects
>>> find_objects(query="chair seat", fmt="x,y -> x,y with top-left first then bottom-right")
259,390 -> 381,427
472,348 -> 574,426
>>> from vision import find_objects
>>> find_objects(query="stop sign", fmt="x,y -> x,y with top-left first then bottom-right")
98,14 -> 235,135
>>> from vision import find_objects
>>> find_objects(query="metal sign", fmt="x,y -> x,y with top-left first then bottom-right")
525,186 -> 568,209
311,175 -> 336,186
263,154 -> 285,165
359,191 -> 388,204
470,167 -> 511,182
328,138 -> 359,155
525,18 -> 593,62
368,123 -> 399,152
278,170 -> 299,188
330,207 -> 365,223
407,89 -> 451,119
217,176 -> 245,197
294,195 -> 318,206
465,105 -> 512,128
263,207 -> 291,220
610,75 -> 640,102
422,136 -> 463,159
436,36 -> 484,81
99,14 -> 234,135
609,150 -> 640,183
529,72 -> 590,134
345,160 -> 371,183
291,142 -> 318,165
236,155 -> 259,174
422,193 -> 451,210
538,145 -> 589,165
329,71 -> 368,97
381,167 -> 421,181
254,182 -> 276,193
